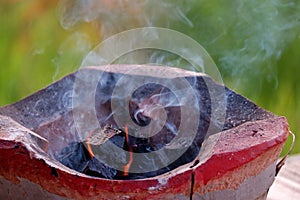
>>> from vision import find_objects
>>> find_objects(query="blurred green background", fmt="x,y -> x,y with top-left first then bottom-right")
0,0 -> 299,154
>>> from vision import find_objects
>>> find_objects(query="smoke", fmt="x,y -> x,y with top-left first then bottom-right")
181,0 -> 300,95
57,0 -> 300,94
52,0 -> 300,175
51,32 -> 92,80
57,0 -> 195,38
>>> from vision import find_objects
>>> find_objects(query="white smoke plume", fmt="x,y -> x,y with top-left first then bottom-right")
57,0 -> 300,94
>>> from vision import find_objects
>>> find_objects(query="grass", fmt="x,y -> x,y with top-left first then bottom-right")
0,1 -> 299,154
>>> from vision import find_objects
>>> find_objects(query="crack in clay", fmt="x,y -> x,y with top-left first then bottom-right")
189,159 -> 199,200
190,170 -> 195,200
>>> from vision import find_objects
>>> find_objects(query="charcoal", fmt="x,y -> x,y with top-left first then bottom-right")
85,157 -> 117,179
0,65 -> 276,181
90,134 -> 127,166
56,142 -> 117,179
110,134 -> 126,148
55,142 -> 90,172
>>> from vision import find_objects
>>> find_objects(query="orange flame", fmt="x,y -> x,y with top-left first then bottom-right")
123,125 -> 133,176
86,130 -> 95,158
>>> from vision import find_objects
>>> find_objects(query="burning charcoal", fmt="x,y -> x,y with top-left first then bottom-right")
56,141 -> 118,179
55,142 -> 90,172
110,133 -> 126,148
84,157 -> 117,179
91,134 -> 127,166
131,138 -> 153,153
0,65 -> 290,199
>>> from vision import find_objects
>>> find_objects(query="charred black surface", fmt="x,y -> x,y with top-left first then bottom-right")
223,88 -> 274,130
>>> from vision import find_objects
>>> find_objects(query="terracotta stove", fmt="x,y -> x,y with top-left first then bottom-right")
0,65 -> 290,199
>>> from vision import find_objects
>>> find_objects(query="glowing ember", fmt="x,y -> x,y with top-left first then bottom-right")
123,125 -> 133,176
86,130 -> 95,158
